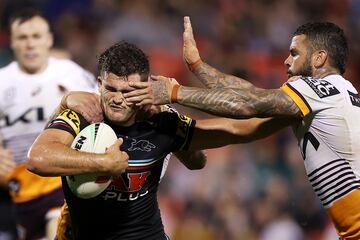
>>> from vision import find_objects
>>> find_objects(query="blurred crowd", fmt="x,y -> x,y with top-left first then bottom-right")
1,0 -> 359,239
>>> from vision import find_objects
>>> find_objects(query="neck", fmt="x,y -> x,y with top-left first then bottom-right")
19,60 -> 49,75
104,115 -> 136,127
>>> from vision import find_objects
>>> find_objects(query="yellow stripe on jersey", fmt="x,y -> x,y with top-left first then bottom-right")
8,165 -> 62,203
327,189 -> 360,239
281,84 -> 311,117
176,114 -> 192,139
57,109 -> 81,135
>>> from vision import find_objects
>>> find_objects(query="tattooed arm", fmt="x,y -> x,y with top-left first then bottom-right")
124,16 -> 301,119
176,85 -> 301,119
183,16 -> 252,89
193,62 -> 253,89
125,77 -> 301,119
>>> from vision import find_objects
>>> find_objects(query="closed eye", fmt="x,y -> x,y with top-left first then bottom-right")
105,85 -> 117,92
290,49 -> 297,57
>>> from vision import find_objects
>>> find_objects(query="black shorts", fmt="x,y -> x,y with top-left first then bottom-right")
16,188 -> 64,240
0,189 -> 17,240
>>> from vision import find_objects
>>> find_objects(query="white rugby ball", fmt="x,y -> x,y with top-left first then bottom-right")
66,123 -> 117,199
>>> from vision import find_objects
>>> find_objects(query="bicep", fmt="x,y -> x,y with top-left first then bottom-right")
252,88 -> 302,118
27,129 -> 75,174
32,129 -> 74,150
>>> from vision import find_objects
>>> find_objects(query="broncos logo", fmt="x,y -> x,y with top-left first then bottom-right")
128,139 -> 156,152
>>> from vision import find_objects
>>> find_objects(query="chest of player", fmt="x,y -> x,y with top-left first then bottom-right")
0,79 -> 66,132
93,128 -> 174,197
119,132 -> 174,160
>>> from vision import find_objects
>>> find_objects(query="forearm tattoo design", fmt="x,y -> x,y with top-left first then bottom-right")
194,63 -> 253,90
178,86 -> 300,119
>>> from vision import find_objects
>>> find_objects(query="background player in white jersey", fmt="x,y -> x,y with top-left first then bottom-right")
124,17 -> 360,239
0,8 -> 97,240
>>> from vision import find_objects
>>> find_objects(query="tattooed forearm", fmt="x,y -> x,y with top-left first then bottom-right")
194,62 -> 253,90
177,86 -> 301,118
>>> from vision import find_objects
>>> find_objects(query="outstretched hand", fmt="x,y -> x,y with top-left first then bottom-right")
183,16 -> 201,67
124,75 -> 179,106
0,147 -> 14,187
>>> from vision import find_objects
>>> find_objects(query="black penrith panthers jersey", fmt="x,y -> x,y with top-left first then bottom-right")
47,107 -> 195,240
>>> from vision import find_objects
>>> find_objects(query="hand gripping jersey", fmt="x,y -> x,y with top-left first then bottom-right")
281,75 -> 360,239
0,57 -> 95,203
47,107 -> 195,240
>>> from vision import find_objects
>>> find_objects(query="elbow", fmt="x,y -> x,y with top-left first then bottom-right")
192,160 -> 206,170
187,152 -> 207,170
26,146 -> 50,176
186,163 -> 206,170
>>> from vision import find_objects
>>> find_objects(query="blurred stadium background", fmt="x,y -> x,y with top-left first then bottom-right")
1,0 -> 359,239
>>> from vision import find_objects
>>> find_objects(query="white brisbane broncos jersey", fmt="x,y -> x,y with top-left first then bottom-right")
281,74 -> 360,239
0,57 -> 96,203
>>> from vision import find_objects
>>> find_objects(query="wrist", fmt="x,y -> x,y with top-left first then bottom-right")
189,59 -> 203,72
171,84 -> 181,103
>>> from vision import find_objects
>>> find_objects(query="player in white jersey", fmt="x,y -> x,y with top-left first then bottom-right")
124,17 -> 359,239
0,8 -> 96,240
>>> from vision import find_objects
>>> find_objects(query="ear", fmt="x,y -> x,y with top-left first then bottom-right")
312,50 -> 327,68
97,76 -> 102,92
47,32 -> 54,48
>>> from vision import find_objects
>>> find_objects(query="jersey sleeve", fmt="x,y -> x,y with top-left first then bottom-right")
150,105 -> 196,151
280,77 -> 341,117
46,109 -> 89,137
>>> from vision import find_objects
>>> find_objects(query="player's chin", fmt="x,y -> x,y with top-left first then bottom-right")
107,111 -> 124,121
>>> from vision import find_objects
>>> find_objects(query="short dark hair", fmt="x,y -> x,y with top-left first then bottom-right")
9,8 -> 48,27
293,22 -> 348,75
98,41 -> 149,80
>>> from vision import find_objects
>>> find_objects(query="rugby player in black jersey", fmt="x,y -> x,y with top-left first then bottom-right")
27,41 -> 265,240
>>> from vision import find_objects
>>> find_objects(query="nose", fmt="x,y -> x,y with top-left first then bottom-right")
112,93 -> 125,105
26,38 -> 36,49
284,55 -> 291,67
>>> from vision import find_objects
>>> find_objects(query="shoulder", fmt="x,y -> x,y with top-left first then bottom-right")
283,76 -> 341,99
0,62 -> 21,93
47,109 -> 89,137
49,57 -> 86,72
48,57 -> 96,89
0,61 -> 18,76
147,105 -> 195,133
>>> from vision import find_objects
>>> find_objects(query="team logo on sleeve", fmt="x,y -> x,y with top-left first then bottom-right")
302,77 -> 340,98
57,109 -> 81,134
176,114 -> 192,138
348,91 -> 360,107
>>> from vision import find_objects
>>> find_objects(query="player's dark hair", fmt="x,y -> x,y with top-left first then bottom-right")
293,22 -> 348,75
9,8 -> 48,27
98,41 -> 149,80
